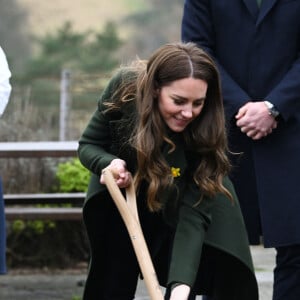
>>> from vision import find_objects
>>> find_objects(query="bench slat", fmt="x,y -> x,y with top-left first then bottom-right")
5,207 -> 82,221
0,141 -> 78,158
4,193 -> 86,205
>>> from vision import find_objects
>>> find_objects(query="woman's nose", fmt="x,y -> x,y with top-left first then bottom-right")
181,108 -> 193,118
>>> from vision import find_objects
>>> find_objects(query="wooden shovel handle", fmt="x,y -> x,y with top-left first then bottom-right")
101,167 -> 164,300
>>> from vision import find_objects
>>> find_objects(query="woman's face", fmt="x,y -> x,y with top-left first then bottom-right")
158,77 -> 207,132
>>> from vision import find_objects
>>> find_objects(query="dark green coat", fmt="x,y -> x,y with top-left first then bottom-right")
78,71 -> 258,299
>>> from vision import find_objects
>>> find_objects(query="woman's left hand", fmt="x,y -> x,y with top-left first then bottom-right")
170,284 -> 191,300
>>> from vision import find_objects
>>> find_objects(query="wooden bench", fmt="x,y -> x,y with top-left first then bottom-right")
4,193 -> 85,221
0,141 -> 86,221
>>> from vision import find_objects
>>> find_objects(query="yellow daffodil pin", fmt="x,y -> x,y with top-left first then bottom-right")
171,167 -> 181,178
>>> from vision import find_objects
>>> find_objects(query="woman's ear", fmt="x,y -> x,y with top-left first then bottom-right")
153,88 -> 160,98
153,80 -> 160,98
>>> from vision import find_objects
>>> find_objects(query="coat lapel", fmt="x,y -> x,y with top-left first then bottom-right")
256,0 -> 278,26
243,0 -> 278,26
243,0 -> 259,20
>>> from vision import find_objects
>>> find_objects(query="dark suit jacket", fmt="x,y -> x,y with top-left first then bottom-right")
182,0 -> 300,247
78,70 -> 258,297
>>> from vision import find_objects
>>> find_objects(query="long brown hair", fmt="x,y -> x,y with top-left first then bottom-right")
132,42 -> 232,210
107,42 -> 232,211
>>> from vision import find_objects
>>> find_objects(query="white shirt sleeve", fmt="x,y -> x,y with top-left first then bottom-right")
0,46 -> 12,116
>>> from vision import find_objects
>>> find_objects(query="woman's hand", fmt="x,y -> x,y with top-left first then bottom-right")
170,284 -> 191,300
100,158 -> 132,188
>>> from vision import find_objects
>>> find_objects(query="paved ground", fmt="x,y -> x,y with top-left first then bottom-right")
0,245 -> 275,300
250,245 -> 275,300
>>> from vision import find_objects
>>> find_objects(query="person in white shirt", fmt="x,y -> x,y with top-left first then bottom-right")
0,46 -> 12,116
0,45 -> 11,274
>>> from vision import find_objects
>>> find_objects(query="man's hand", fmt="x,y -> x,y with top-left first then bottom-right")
235,101 -> 278,140
100,159 -> 131,188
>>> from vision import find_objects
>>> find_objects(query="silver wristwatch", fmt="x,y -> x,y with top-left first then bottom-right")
264,101 -> 280,118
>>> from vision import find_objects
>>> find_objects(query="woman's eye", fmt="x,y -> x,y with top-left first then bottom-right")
173,98 -> 185,105
194,100 -> 204,107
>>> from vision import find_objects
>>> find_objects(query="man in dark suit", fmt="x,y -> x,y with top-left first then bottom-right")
182,0 -> 300,299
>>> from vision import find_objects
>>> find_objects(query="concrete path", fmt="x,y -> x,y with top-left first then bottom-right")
251,245 -> 275,300
0,245 -> 275,300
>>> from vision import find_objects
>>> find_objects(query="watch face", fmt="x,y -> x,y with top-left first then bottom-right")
270,107 -> 279,118
264,101 -> 279,118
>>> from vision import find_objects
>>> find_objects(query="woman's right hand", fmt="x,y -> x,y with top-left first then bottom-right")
100,158 -> 132,188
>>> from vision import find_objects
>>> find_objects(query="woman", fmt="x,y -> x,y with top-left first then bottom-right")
78,42 -> 258,300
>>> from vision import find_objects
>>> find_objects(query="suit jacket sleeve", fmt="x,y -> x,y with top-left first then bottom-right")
266,55 -> 300,121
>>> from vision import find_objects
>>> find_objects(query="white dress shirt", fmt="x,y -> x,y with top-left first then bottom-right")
0,46 -> 12,116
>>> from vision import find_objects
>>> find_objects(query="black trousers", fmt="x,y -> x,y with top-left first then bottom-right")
82,192 -> 169,300
273,244 -> 300,300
